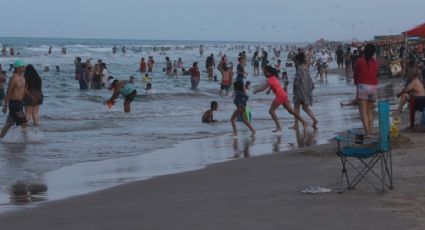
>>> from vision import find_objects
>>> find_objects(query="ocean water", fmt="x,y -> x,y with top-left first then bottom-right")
0,37 -> 386,207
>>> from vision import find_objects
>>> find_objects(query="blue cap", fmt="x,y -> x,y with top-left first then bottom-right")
14,60 -> 26,68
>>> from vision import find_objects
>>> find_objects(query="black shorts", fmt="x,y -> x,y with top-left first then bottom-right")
0,88 -> 4,105
125,90 -> 137,102
6,100 -> 27,126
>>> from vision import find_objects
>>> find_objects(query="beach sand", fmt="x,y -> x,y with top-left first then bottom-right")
0,127 -> 423,230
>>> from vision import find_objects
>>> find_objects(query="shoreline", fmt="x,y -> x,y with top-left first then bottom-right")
0,126 -> 328,213
0,126 -> 423,229
0,70 -> 407,211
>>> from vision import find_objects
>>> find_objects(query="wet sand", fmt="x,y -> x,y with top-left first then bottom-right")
0,126 -> 424,229
1,71 -> 424,229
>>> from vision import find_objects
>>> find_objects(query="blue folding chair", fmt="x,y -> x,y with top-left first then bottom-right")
335,101 -> 393,193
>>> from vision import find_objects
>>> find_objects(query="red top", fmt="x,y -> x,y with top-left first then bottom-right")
267,76 -> 286,98
189,67 -> 200,78
140,61 -> 147,72
354,57 -> 379,85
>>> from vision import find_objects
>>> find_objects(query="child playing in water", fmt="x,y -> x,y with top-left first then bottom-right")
254,65 -> 308,132
202,101 -> 218,123
143,73 -> 152,84
145,83 -> 153,95
231,81 -> 256,136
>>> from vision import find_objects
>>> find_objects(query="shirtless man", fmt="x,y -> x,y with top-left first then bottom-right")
396,62 -> 425,114
1,60 -> 30,138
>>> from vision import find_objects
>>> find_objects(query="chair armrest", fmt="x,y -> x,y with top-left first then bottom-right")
335,136 -> 355,142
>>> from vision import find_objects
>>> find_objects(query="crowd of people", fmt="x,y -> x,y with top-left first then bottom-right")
1,40 -> 425,140
0,60 -> 43,138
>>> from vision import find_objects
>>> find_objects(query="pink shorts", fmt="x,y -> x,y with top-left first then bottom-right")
356,84 -> 378,101
272,94 -> 289,106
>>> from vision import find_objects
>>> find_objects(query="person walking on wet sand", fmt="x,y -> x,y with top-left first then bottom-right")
1,60 -> 30,138
354,44 -> 379,136
231,81 -> 255,136
254,66 -> 308,132
292,53 -> 318,129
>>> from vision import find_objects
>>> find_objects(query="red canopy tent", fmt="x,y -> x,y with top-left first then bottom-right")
403,23 -> 425,37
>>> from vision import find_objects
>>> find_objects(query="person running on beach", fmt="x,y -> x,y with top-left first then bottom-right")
202,101 -> 218,123
292,53 -> 318,129
254,65 -> 308,132
354,44 -> 379,136
231,81 -> 255,136
189,62 -> 200,90
105,80 -> 137,113
23,65 -> 44,127
1,60 -> 30,138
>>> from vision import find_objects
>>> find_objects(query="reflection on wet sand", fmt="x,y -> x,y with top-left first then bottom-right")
233,137 -> 256,158
295,127 -> 318,148
9,181 -> 48,204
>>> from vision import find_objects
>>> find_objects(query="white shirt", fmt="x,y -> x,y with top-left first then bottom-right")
320,53 -> 330,64
102,69 -> 108,86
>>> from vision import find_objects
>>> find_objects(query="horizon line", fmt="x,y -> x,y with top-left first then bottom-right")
0,35 -> 350,45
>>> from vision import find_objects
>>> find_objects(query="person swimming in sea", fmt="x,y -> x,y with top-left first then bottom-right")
105,80 -> 137,113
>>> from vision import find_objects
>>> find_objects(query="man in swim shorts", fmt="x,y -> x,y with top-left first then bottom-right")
1,60 -> 29,138
106,80 -> 137,113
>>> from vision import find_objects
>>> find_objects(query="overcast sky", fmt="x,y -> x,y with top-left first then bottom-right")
1,0 -> 423,42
